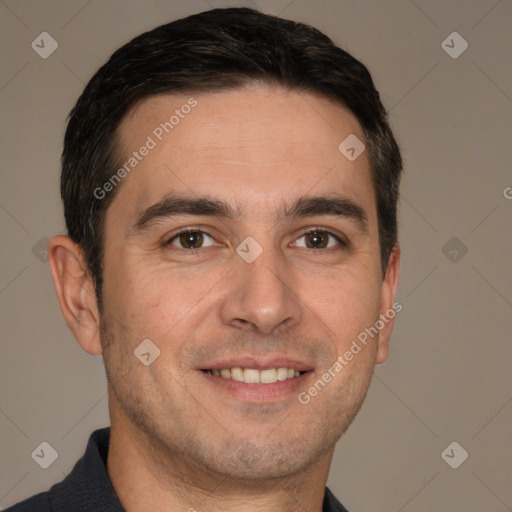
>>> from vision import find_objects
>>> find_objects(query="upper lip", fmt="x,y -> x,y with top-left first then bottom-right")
200,356 -> 314,372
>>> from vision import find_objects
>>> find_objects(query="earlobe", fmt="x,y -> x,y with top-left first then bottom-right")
47,235 -> 103,355
375,243 -> 401,365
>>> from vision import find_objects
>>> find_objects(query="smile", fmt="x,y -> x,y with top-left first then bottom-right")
202,367 -> 304,384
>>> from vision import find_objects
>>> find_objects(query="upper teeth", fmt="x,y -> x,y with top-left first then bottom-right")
205,367 -> 301,384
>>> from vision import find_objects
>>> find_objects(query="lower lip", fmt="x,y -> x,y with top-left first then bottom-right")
199,370 -> 313,403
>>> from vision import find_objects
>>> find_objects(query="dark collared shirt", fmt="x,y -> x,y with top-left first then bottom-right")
6,427 -> 349,511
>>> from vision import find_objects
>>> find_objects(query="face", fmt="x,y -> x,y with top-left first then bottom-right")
97,84 -> 399,481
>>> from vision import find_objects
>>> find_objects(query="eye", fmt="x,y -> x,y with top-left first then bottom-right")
293,230 -> 345,250
166,230 -> 217,250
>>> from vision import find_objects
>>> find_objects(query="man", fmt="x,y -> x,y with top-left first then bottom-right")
7,7 -> 402,512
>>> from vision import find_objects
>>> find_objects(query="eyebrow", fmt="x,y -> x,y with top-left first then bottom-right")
130,194 -> 369,236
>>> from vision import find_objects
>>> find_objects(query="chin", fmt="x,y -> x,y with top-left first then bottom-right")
197,435 -> 326,481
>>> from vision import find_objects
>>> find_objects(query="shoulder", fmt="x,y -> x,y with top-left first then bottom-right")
3,491 -> 53,512
3,427 -> 113,512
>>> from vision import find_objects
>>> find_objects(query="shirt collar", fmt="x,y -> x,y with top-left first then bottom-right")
49,427 -> 124,512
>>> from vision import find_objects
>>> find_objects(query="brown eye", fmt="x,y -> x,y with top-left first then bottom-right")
293,230 -> 344,250
305,231 -> 329,249
167,231 -> 215,249
179,232 -> 203,248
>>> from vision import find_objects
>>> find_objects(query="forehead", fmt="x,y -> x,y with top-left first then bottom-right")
110,84 -> 375,225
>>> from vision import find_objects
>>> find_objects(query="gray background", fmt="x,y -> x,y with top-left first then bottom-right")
1,0 -> 511,510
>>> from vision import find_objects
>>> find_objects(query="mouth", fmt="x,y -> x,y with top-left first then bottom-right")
201,367 -> 306,384
198,360 -> 313,403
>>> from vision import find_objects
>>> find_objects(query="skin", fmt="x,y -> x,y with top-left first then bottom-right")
48,84 -> 400,512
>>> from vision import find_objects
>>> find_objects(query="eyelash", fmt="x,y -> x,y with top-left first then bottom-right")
163,228 -> 347,251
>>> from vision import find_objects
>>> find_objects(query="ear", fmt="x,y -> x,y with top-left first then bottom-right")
47,235 -> 102,355
375,243 -> 401,364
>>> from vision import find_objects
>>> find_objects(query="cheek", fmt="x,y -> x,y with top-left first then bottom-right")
299,269 -> 381,345
115,264 -> 221,337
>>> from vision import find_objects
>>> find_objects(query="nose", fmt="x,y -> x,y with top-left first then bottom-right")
219,244 -> 303,336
